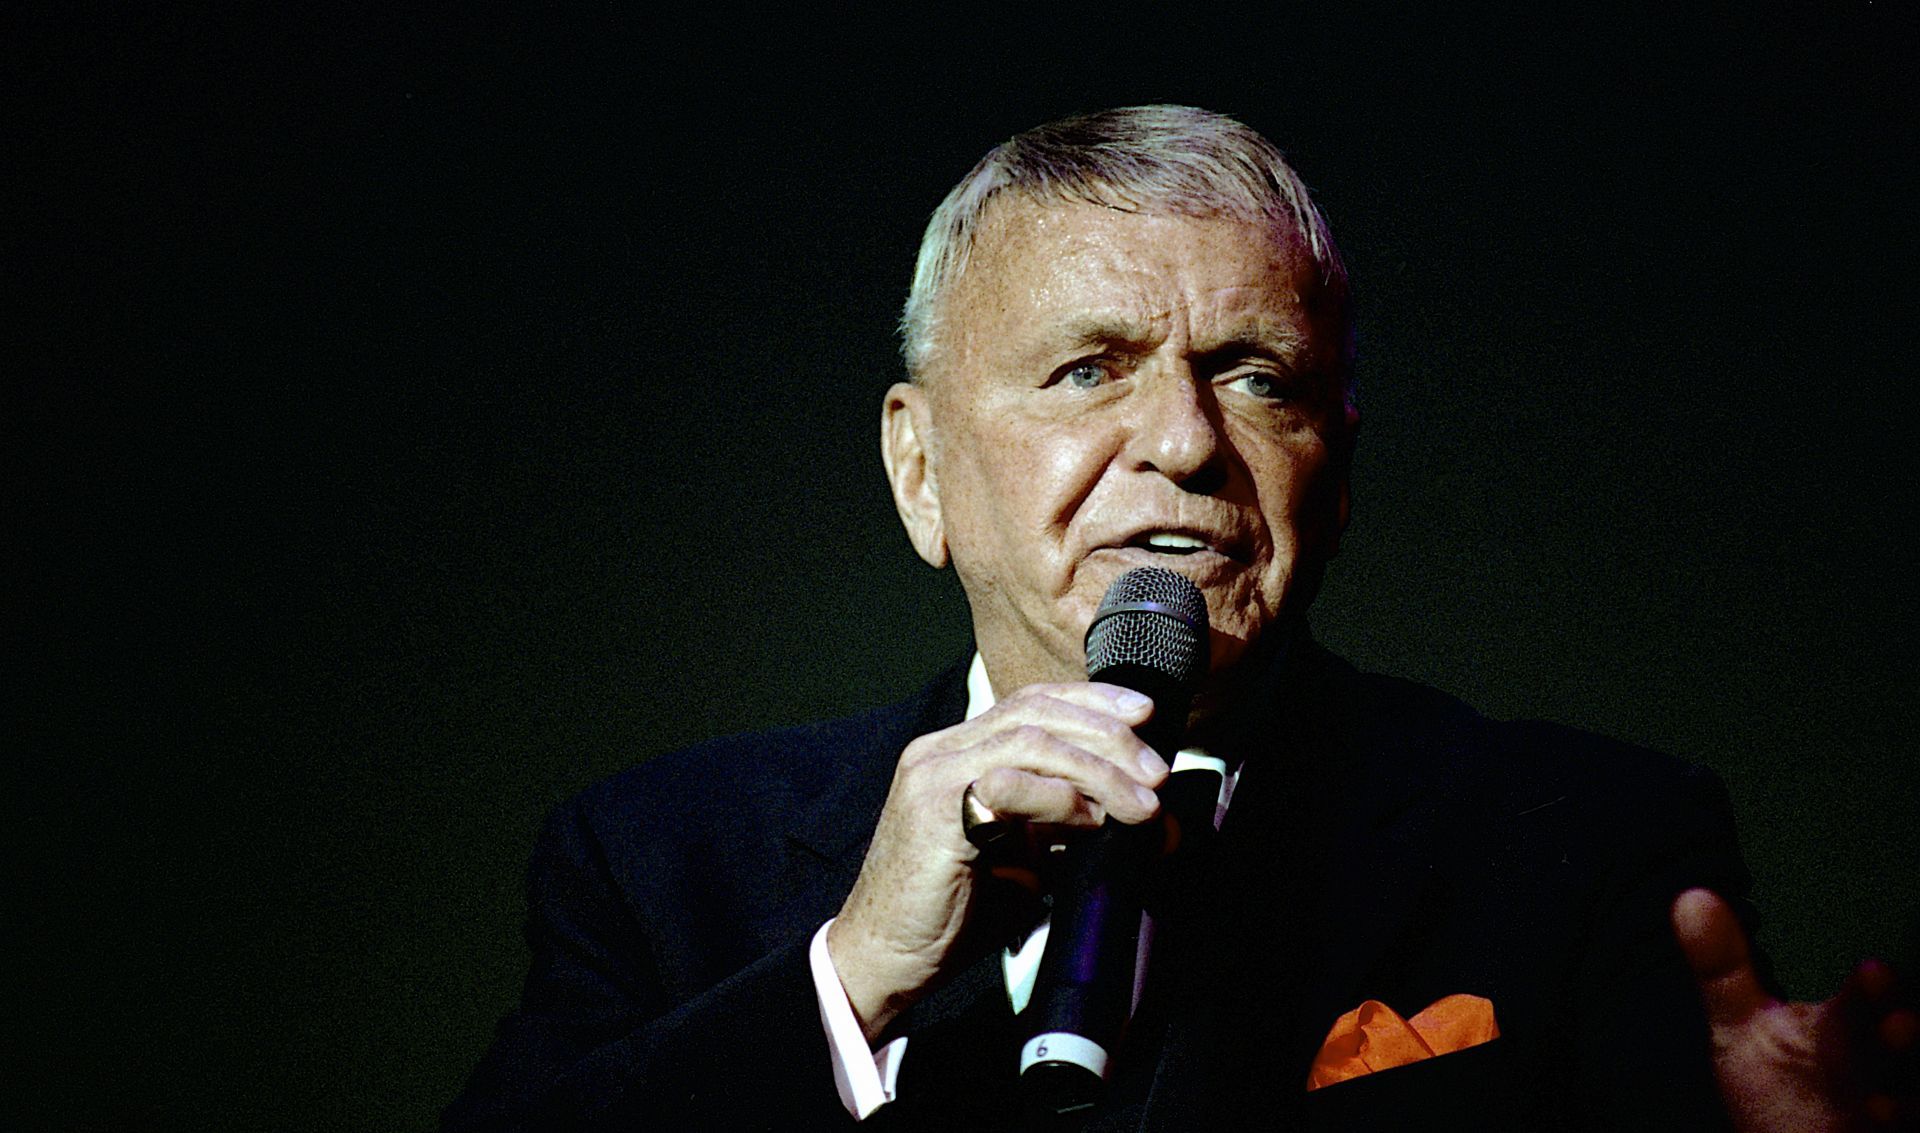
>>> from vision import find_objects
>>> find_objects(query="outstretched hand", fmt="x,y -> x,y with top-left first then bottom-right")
1673,888 -> 1917,1131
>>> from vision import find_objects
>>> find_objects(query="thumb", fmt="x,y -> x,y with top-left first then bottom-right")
1672,887 -> 1772,1029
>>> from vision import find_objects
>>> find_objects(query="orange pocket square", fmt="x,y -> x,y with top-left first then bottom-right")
1305,994 -> 1500,1090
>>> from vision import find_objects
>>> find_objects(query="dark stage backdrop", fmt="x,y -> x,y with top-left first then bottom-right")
10,7 -> 1916,1131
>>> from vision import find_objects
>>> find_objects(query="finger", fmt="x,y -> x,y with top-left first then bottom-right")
1883,1005 -> 1917,1055
1830,960 -> 1897,1062
975,728 -> 1162,823
971,767 -> 1102,828
981,698 -> 1169,786
1016,681 -> 1158,727
1838,959 -> 1919,1121
994,687 -> 1164,772
1672,887 -> 1773,1028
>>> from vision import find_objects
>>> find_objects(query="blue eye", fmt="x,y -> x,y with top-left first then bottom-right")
1233,371 -> 1290,400
1064,363 -> 1105,389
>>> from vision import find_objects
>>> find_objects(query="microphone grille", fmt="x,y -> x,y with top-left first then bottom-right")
1084,567 -> 1209,687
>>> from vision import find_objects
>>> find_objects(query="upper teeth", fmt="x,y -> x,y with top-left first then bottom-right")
1146,533 -> 1207,551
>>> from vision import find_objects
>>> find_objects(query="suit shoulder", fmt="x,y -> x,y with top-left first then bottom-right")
1484,715 -> 1727,804
1328,652 -> 1729,816
572,704 -> 887,822
559,659 -> 969,839
1453,709 -> 1736,844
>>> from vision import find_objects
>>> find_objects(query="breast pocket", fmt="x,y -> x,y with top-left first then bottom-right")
1302,1037 -> 1525,1132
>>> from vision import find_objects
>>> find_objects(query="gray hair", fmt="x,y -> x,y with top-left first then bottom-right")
898,105 -> 1352,397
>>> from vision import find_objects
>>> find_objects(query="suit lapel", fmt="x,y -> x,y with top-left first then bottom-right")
764,659 -> 1033,1118
1140,641 -> 1479,1128
762,659 -> 973,946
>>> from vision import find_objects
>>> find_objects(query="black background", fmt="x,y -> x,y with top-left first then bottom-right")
9,6 -> 1917,1131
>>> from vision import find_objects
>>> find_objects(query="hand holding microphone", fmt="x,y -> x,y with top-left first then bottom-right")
826,623 -> 1174,1044
826,565 -> 1212,1102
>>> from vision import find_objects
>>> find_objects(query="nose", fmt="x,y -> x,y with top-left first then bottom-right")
1126,370 -> 1228,492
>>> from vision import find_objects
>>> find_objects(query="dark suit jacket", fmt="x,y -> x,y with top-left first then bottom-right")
445,642 -> 1754,1131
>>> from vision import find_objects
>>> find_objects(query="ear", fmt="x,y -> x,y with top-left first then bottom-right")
881,381 -> 948,568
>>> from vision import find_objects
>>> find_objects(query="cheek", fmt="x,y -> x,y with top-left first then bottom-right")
988,422 -> 1116,531
941,422 -> 1104,562
1247,424 -> 1316,487
1248,435 -> 1341,550
1041,430 -> 1108,495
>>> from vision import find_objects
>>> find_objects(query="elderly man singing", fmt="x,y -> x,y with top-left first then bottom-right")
446,106 -> 1914,1132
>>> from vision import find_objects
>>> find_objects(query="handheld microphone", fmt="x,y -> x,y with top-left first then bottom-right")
1019,567 -> 1212,1116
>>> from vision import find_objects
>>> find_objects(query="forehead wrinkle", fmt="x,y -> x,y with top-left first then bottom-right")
1196,318 -> 1312,358
1049,304 -> 1311,358
1047,310 -> 1174,356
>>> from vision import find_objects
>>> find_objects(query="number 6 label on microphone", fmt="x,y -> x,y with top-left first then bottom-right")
1021,1031 -> 1109,1078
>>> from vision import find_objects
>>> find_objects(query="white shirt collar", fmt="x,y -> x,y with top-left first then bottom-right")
964,652 -> 995,722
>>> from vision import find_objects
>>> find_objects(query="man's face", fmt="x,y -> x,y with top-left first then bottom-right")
887,197 -> 1353,695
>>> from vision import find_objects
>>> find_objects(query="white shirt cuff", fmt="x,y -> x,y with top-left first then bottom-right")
810,918 -> 907,1119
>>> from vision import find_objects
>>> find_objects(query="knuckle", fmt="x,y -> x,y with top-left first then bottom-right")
974,765 -> 1021,795
1009,722 -> 1054,748
1003,685 -> 1053,709
1101,761 -> 1140,794
1098,765 -> 1150,810
890,745 -> 936,783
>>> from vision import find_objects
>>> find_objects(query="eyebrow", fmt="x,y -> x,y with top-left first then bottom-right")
1052,316 -> 1159,355
1048,315 -> 1313,360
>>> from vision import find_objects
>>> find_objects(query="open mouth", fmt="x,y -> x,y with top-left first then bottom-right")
1127,532 -> 1215,556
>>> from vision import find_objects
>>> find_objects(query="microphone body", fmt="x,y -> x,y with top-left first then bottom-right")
1019,567 -> 1215,1116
